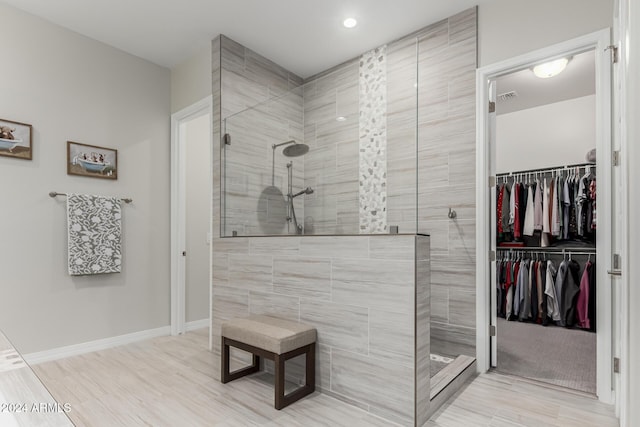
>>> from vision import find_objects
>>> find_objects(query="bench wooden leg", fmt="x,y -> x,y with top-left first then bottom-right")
221,336 -> 260,384
274,353 -> 286,410
274,343 -> 316,410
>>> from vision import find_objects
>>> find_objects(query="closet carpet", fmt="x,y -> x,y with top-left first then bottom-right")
496,317 -> 597,394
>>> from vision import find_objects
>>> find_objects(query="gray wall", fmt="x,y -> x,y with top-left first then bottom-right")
478,0 -> 613,67
0,3 -> 171,354
171,44 -> 212,114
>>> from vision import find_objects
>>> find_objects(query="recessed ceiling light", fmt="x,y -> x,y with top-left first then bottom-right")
343,18 -> 357,29
336,116 -> 347,121
533,58 -> 569,78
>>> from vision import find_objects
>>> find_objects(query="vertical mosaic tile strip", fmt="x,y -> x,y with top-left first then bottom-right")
359,45 -> 388,233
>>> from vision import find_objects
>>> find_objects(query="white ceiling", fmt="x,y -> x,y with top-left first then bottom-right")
1,0 -> 493,78
495,49 -> 596,115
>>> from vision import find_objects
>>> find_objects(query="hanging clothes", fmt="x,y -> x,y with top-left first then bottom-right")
545,260 -> 561,323
576,260 -> 593,329
523,183 -> 535,236
534,180 -> 543,231
561,259 -> 582,327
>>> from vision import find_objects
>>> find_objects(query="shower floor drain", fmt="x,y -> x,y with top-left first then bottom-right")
430,353 -> 454,364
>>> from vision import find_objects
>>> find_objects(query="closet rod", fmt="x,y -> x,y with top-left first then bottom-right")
497,249 -> 596,256
496,246 -> 596,252
49,191 -> 133,204
496,162 -> 595,177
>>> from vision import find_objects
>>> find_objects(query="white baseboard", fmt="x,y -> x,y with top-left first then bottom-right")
185,319 -> 209,332
24,326 -> 171,365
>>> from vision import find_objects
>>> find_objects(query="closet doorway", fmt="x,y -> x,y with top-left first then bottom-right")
170,96 -> 213,339
476,29 -> 617,403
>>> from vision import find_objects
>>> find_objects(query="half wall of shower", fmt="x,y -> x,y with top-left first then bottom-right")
219,3 -> 477,405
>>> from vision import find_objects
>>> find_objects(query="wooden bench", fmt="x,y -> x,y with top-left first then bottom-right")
221,315 -> 316,410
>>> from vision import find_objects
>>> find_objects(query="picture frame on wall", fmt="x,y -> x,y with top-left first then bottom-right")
67,141 -> 118,180
0,118 -> 33,160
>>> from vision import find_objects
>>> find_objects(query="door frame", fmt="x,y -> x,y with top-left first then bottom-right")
170,96 -> 213,336
475,29 -> 614,403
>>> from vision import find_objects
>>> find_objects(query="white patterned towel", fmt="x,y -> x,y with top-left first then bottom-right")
67,194 -> 122,275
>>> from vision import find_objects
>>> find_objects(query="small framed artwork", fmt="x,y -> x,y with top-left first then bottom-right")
0,118 -> 33,160
67,141 -> 118,180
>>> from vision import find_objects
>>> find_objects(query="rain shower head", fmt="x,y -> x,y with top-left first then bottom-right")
282,143 -> 309,157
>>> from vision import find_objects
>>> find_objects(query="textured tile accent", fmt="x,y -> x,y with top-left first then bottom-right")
359,45 -> 388,234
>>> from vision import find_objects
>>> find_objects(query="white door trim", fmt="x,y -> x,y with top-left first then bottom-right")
170,96 -> 213,336
475,29 -> 614,403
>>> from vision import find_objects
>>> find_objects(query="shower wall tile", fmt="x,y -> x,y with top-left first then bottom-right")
211,234 -> 429,425
330,349 -> 414,426
300,300 -> 369,355
449,288 -> 476,329
248,290 -> 300,321
431,284 -> 450,323
220,35 -> 304,237
298,236 -> 369,258
227,254 -> 273,293
369,234 -> 415,260
430,321 -> 476,359
415,8 -> 478,360
416,235 -> 431,427
273,257 -> 331,300
369,308 -> 414,366
248,237 -> 300,255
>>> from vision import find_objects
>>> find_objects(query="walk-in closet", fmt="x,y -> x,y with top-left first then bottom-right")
490,48 -> 601,394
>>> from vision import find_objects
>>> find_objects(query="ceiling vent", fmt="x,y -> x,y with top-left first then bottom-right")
497,90 -> 518,102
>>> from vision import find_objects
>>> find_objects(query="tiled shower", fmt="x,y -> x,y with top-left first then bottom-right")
213,7 -> 478,426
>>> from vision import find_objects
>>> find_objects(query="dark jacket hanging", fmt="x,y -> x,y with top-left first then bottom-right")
561,259 -> 582,327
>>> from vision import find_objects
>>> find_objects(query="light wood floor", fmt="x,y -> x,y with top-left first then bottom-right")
32,329 -> 618,427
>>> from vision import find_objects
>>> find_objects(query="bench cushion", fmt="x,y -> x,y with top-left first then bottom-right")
221,315 -> 316,355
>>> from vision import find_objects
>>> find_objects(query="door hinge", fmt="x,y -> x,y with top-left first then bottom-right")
182,251 -> 187,257
613,150 -> 620,166
606,45 -> 619,64
614,357 -> 620,373
490,325 -> 496,337
490,250 -> 496,262
489,101 -> 496,113
223,133 -> 231,145
489,176 -> 496,188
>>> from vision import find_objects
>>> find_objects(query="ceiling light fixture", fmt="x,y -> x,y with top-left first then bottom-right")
532,58 -> 569,79
343,18 -> 357,29
336,116 -> 347,121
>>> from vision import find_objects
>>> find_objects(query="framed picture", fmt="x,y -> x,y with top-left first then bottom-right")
67,141 -> 118,180
0,118 -> 33,160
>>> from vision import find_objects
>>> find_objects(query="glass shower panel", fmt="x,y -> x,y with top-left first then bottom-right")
221,41 -> 419,237
222,86 -> 304,237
